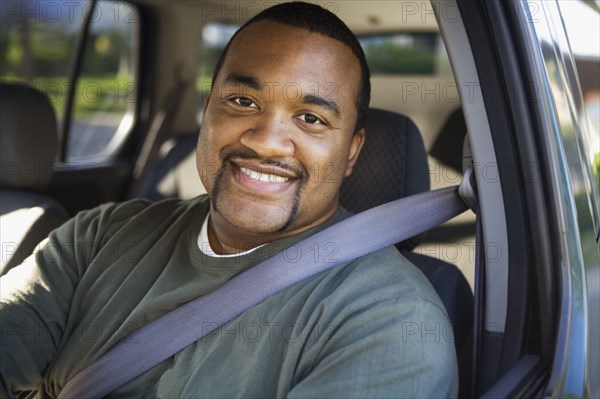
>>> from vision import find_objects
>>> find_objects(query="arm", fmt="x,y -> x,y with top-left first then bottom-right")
0,203 -> 122,397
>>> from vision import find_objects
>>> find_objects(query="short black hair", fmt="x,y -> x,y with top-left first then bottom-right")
210,1 -> 371,133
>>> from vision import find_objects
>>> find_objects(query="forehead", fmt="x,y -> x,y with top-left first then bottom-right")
217,20 -> 361,104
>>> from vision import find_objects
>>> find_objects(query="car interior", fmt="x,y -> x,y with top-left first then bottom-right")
0,82 -> 70,272
1,0 -> 598,397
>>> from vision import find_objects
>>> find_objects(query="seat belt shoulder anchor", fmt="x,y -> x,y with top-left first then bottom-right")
459,167 -> 478,212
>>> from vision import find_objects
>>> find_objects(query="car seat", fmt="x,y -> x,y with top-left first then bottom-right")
0,82 -> 70,275
342,109 -> 474,393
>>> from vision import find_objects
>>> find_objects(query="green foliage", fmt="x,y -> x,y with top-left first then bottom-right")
1,19 -> 129,79
1,17 -> 133,118
199,45 -> 225,78
2,75 -> 131,118
1,21 -> 75,78
81,29 -> 131,76
595,152 -> 600,185
365,42 -> 436,75
574,187 -> 600,267
30,22 -> 73,62
197,45 -> 225,103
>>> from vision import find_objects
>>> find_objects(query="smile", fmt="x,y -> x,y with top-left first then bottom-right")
239,166 -> 290,183
230,161 -> 300,195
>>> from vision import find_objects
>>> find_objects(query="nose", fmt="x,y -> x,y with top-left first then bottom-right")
240,111 -> 295,158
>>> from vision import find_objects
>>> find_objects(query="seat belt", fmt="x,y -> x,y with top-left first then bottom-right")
58,185 -> 470,399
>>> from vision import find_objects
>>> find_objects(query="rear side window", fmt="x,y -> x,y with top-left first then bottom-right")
0,1 -> 85,125
359,32 -> 451,75
0,0 -> 139,162
197,22 -> 237,123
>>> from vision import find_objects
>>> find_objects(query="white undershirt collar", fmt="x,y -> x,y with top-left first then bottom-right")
198,214 -> 265,258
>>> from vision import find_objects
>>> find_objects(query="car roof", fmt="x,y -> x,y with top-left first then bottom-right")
130,0 -> 440,32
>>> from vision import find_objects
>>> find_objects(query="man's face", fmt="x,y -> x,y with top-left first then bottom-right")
197,20 -> 364,238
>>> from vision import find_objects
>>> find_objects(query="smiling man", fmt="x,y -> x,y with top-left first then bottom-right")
1,2 -> 457,398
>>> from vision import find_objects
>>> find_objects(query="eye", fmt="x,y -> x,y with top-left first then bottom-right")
231,97 -> 258,108
297,113 -> 324,125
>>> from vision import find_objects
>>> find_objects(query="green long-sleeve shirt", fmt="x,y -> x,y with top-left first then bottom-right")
1,196 -> 458,398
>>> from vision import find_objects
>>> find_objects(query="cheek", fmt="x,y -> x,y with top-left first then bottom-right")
304,142 -> 351,189
196,126 -> 221,190
196,127 -> 214,166
201,111 -> 247,149
197,113 -> 232,160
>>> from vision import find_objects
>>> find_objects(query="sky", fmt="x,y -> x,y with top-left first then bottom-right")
560,0 -> 600,57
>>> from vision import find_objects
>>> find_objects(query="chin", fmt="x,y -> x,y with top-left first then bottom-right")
219,203 -> 296,235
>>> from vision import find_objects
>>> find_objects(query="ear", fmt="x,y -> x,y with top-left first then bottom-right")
344,128 -> 365,177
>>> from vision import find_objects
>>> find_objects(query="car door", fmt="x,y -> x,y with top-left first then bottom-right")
436,0 -> 599,396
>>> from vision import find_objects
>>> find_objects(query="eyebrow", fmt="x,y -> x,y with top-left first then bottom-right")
222,73 -> 262,91
302,94 -> 340,118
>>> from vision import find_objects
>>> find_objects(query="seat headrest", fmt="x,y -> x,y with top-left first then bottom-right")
0,82 -> 58,188
340,108 -> 430,249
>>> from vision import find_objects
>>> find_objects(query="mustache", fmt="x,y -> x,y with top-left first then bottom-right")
219,147 -> 307,180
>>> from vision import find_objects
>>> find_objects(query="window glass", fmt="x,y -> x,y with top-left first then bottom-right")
197,22 -> 237,123
0,0 -> 138,162
0,0 -> 85,130
562,1 -> 600,182
359,33 -> 450,75
559,0 -> 600,263
548,1 -> 600,265
70,1 -> 138,161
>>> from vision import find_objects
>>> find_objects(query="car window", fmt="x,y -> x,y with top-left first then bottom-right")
359,32 -> 451,75
69,1 -> 138,161
0,1 -> 85,129
0,0 -> 139,162
197,22 -> 237,123
558,0 -> 600,260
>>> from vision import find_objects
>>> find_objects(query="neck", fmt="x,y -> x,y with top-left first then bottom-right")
207,205 -> 338,255
206,209 -> 286,255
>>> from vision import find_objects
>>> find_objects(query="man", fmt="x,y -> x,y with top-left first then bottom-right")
1,2 -> 458,397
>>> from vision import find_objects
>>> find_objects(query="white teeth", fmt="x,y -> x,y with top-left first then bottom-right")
240,167 -> 289,183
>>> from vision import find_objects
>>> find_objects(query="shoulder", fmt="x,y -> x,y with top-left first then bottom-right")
319,207 -> 446,311
317,246 -> 447,315
291,245 -> 455,351
68,195 -> 210,239
77,194 -> 210,221
288,247 -> 458,397
43,195 -> 210,267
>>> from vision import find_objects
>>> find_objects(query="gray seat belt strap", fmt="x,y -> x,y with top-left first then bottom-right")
58,185 -> 468,399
